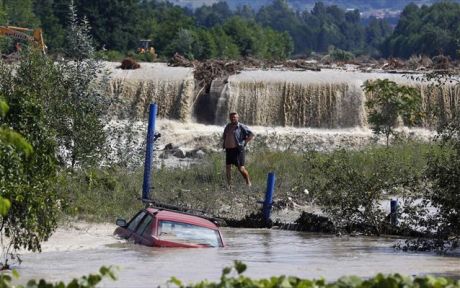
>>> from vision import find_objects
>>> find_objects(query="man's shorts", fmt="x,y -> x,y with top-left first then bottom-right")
226,147 -> 245,167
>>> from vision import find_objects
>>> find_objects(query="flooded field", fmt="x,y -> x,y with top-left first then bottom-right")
15,224 -> 460,288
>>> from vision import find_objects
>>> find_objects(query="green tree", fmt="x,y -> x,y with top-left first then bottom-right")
0,56 -> 59,268
192,28 -> 218,60
424,126 -> 460,250
256,0 -> 305,55
72,0 -> 141,51
33,0 -> 66,52
194,1 -> 232,28
166,28 -> 196,59
2,0 -> 39,27
141,1 -> 194,58
210,26 -> 239,59
382,2 -> 460,59
365,17 -> 392,57
363,79 -> 422,146
0,99 -> 26,218
54,3 -> 108,168
0,2 -> 6,23
328,46 -> 354,61
402,70 -> 460,252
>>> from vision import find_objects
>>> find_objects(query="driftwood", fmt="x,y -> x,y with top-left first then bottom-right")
168,52 -> 460,104
169,53 -> 322,101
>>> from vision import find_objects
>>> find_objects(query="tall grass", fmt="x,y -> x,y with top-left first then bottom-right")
57,141 -> 446,223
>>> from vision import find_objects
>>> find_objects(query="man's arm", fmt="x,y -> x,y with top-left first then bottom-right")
244,133 -> 254,146
222,125 -> 227,149
242,125 -> 255,146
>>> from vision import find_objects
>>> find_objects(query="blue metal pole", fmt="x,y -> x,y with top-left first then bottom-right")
390,199 -> 398,226
142,103 -> 158,202
263,172 -> 276,224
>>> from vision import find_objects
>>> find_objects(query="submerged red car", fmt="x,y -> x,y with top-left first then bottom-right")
114,207 -> 225,248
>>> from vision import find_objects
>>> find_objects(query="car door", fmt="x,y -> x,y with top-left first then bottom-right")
118,210 -> 146,240
130,213 -> 155,246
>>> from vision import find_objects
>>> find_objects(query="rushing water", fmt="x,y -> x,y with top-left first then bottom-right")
16,227 -> 460,288
106,63 -> 460,128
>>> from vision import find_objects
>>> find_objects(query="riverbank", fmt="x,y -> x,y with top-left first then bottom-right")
105,118 -> 435,168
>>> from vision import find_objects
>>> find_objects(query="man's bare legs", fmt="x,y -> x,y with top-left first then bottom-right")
238,166 -> 252,186
226,164 -> 232,187
226,165 -> 252,187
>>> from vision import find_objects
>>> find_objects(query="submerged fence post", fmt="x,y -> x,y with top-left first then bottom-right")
142,103 -> 158,202
263,172 -> 276,225
390,199 -> 398,226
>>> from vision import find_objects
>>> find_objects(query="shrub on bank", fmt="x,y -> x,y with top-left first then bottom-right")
172,261 -> 460,288
2,263 -> 459,288
0,266 -> 116,288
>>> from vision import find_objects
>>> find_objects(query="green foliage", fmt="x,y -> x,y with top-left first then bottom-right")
61,142 -> 433,228
7,0 -> 460,60
160,16 -> 293,60
0,100 -> 8,117
363,79 -> 423,146
52,6 -> 109,168
419,115 -> 460,250
382,2 -> 460,59
0,18 -> 109,265
32,0 -> 66,53
304,143 -> 430,234
57,167 -> 143,222
94,50 -> 125,62
3,0 -> 40,27
2,38 -> 107,170
0,4 -> 6,23
2,0 -> 392,59
166,28 -> 196,60
0,59 -> 59,267
0,127 -> 33,157
173,262 -> 460,288
0,100 -> 15,218
0,266 -> 116,288
327,46 -> 354,61
74,0 -> 141,51
64,4 -> 94,61
0,100 -> 33,157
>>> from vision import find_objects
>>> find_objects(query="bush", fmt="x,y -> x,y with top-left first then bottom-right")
0,266 -> 116,288
172,261 -> 460,288
95,50 -> 125,61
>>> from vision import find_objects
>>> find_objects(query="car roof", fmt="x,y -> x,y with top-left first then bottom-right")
146,207 -> 219,230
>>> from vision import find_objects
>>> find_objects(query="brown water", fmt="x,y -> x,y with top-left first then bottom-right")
106,63 -> 460,128
16,227 -> 460,288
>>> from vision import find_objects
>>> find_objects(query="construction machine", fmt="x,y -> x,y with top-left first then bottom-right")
0,26 -> 47,55
137,39 -> 157,59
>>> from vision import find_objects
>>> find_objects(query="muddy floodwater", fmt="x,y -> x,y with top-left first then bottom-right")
16,225 -> 460,288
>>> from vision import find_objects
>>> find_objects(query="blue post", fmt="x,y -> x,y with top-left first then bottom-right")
142,103 -> 158,202
263,172 -> 276,224
390,199 -> 398,226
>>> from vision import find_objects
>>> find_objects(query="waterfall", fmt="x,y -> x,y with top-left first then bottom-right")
106,62 -> 195,121
212,69 -> 459,128
105,62 -> 460,129
213,80 -> 365,128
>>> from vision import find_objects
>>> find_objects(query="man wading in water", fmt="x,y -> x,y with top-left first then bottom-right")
222,112 -> 255,187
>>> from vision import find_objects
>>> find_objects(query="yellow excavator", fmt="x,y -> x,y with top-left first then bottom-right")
0,26 -> 47,56
137,39 -> 157,59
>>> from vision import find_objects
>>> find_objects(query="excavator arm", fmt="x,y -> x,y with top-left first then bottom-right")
0,26 -> 47,54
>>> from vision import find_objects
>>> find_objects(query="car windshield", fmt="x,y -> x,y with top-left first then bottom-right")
158,220 -> 222,247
